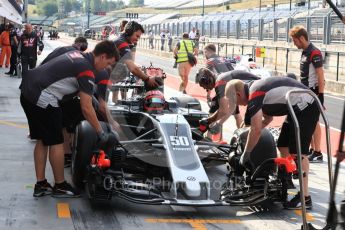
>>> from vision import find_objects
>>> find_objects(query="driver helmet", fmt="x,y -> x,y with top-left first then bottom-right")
143,90 -> 166,113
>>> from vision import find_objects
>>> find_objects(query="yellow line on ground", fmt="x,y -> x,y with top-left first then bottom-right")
190,222 -> 208,230
288,191 -> 298,195
146,218 -> 241,224
57,203 -> 71,219
145,218 -> 241,230
0,120 -> 28,129
294,210 -> 315,221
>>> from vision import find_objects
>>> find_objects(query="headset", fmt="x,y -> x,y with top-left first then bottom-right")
124,21 -> 144,37
79,42 -> 88,52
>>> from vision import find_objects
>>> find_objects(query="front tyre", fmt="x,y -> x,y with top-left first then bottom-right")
71,121 -> 98,188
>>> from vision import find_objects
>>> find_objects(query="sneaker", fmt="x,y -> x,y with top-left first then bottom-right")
308,151 -> 323,163
33,180 -> 53,197
284,192 -> 313,210
52,181 -> 81,198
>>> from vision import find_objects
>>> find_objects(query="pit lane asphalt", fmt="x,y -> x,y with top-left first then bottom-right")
0,36 -> 344,230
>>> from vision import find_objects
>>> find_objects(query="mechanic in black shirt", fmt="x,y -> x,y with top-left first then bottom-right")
199,44 -> 237,140
289,25 -> 325,163
203,43 -> 235,110
20,40 -> 119,198
113,21 -> 158,88
17,23 -> 44,73
40,36 -> 88,65
224,77 -> 319,210
204,44 -> 234,75
111,20 -> 129,103
196,68 -> 259,135
41,36 -> 124,165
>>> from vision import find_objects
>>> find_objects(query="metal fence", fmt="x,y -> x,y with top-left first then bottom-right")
137,37 -> 345,83
142,14 -> 345,44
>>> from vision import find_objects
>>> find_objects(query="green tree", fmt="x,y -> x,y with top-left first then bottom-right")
71,0 -> 82,11
101,0 -> 109,11
128,0 -> 144,7
64,0 -> 72,13
42,2 -> 58,16
91,0 -> 102,12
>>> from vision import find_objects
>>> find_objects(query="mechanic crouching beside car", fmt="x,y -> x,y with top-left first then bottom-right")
20,40 -> 119,198
224,77 -> 319,210
197,68 -> 259,138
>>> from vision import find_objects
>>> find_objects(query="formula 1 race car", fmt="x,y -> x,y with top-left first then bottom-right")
70,65 -> 294,208
233,55 -> 272,79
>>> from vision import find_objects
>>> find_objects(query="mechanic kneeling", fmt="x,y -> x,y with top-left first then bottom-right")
224,77 -> 319,210
20,40 -> 119,198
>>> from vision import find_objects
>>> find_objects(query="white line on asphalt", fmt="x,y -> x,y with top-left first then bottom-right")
320,123 -> 341,132
325,94 -> 345,101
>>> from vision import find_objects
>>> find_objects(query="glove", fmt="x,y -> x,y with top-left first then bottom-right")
199,118 -> 209,133
97,131 -> 109,149
239,151 -> 254,171
318,93 -> 324,105
209,122 -> 221,135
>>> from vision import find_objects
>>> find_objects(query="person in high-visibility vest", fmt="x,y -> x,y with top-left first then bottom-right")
173,33 -> 197,93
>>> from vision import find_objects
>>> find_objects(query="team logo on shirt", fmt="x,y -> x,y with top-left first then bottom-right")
23,38 -> 35,47
68,51 -> 83,59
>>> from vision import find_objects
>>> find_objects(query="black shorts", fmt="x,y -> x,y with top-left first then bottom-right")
60,97 -> 104,133
60,98 -> 84,133
277,101 -> 319,155
20,94 -> 63,146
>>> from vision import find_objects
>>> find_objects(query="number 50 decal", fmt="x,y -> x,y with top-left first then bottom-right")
170,136 -> 190,146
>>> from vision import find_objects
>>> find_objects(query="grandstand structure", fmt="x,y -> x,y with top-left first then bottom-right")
139,2 -> 345,45
51,0 -> 345,44
28,15 -> 59,27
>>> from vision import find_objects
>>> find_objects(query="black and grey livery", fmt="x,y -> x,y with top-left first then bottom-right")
70,70 -> 293,208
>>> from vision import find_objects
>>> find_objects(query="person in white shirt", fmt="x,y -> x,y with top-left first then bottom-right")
148,30 -> 154,49
189,27 -> 196,40
160,31 -> 165,51
166,30 -> 173,52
